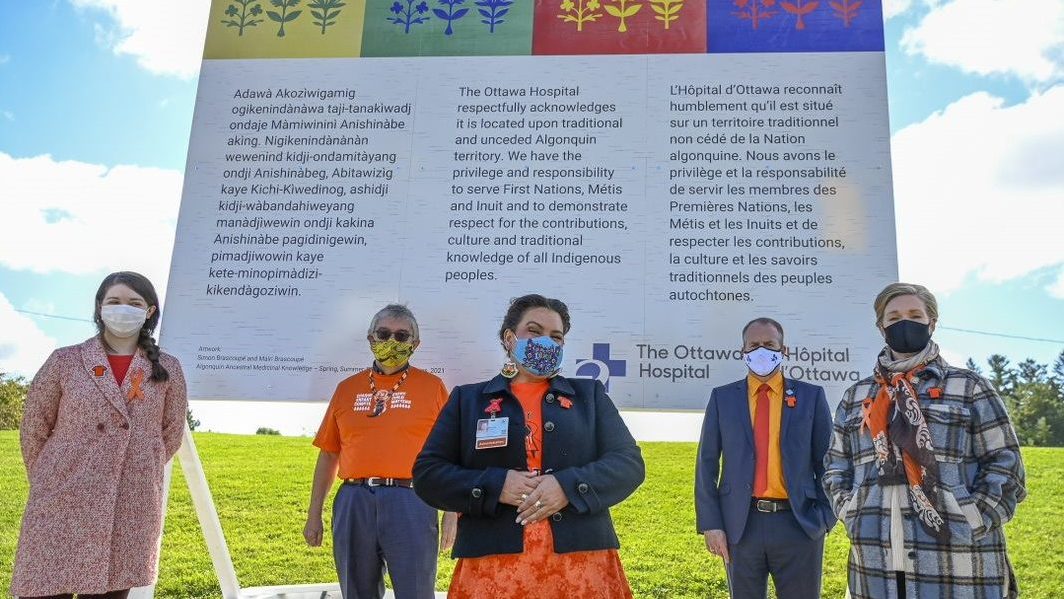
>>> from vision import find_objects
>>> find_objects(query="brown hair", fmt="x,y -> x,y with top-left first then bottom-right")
873,282 -> 939,326
94,271 -> 169,382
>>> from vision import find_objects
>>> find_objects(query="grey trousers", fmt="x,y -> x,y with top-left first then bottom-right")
726,505 -> 825,599
332,483 -> 439,599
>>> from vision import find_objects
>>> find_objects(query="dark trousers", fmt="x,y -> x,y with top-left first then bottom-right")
726,505 -> 825,599
332,483 -> 439,599
23,592 -> 129,599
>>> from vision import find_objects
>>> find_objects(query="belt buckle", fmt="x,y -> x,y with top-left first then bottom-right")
756,499 -> 775,513
366,477 -> 382,487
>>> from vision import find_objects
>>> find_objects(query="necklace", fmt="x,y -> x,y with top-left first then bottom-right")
367,369 -> 409,418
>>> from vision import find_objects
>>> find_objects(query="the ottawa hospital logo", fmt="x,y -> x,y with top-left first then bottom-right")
574,343 -> 626,391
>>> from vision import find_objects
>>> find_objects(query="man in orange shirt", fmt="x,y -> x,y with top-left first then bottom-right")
695,318 -> 836,599
304,304 -> 456,599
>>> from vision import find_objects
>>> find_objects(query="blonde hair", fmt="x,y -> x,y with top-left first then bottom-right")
873,282 -> 939,326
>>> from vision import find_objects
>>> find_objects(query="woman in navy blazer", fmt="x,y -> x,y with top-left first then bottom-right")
414,294 -> 644,597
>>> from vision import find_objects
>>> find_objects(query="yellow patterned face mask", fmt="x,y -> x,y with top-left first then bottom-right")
371,339 -> 415,370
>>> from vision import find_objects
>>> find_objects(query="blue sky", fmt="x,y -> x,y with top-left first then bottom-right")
0,0 -> 1061,433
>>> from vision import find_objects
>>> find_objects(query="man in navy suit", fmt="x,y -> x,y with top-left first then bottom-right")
695,318 -> 836,599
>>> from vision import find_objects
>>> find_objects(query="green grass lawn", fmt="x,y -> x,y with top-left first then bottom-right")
1,432 -> 1061,598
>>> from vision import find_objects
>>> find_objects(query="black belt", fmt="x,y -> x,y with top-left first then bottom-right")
344,477 -> 414,488
752,498 -> 791,513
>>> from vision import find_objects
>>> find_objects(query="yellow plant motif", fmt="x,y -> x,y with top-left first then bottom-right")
559,0 -> 603,31
605,0 -> 642,32
649,0 -> 683,29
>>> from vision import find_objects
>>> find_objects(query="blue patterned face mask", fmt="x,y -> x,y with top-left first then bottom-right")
512,336 -> 564,377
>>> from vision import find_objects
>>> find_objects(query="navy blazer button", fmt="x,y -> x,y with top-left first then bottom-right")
471,488 -> 483,499
544,422 -> 555,432
545,394 -> 555,403
578,483 -> 589,494
551,512 -> 563,522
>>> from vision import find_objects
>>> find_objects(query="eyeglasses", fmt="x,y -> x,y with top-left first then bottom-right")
374,329 -> 412,343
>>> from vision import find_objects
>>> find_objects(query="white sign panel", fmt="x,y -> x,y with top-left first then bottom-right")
164,0 -> 897,409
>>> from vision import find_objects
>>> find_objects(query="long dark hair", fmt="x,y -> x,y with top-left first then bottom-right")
498,294 -> 572,344
94,271 -> 169,382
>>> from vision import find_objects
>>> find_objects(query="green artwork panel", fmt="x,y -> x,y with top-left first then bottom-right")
361,0 -> 533,57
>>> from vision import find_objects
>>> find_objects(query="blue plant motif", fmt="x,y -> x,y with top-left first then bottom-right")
475,0 -> 512,32
433,0 -> 469,36
389,0 -> 431,33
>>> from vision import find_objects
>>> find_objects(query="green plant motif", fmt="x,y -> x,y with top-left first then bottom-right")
649,0 -> 682,29
604,0 -> 641,32
222,0 -> 265,36
558,0 -> 602,32
308,0 -> 345,34
267,0 -> 303,37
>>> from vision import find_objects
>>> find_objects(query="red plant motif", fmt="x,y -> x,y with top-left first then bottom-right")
830,0 -> 860,26
732,0 -> 777,29
781,0 -> 818,29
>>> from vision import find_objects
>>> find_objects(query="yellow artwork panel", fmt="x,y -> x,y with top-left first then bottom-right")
204,0 -> 367,59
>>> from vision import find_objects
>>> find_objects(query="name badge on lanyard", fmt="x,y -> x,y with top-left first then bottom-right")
475,417 -> 509,449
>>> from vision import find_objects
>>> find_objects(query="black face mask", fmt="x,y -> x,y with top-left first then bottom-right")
883,319 -> 932,354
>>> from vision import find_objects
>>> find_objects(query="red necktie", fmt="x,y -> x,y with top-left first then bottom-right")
753,383 -> 771,497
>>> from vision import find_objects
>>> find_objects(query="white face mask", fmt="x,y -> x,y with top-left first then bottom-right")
744,347 -> 783,377
100,304 -> 148,338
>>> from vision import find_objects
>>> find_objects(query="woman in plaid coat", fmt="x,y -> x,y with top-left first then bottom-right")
824,283 -> 1025,599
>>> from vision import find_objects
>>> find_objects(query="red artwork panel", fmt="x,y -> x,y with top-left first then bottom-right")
533,0 -> 707,55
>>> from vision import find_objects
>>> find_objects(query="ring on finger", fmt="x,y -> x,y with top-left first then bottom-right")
535,500 -> 543,508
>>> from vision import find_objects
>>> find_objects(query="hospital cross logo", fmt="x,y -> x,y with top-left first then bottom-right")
574,343 -> 626,391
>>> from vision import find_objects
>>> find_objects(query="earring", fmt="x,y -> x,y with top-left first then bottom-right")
501,359 -> 518,378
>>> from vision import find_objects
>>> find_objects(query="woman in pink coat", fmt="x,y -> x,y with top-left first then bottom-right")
12,271 -> 188,599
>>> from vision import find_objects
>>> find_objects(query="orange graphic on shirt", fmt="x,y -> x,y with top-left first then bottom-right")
525,411 -> 540,459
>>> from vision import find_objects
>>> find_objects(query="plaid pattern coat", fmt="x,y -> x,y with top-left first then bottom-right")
824,357 -> 1026,599
12,337 -> 187,596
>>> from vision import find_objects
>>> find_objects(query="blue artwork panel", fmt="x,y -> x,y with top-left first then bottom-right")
708,0 -> 885,53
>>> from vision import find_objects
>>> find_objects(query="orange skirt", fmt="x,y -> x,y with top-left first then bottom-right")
448,519 -> 633,599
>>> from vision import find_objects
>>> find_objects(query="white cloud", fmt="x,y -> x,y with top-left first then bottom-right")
891,86 -> 1064,296
883,0 -> 914,20
1049,268 -> 1064,299
70,0 -> 210,79
0,152 -> 183,296
0,293 -> 59,378
900,0 -> 1064,84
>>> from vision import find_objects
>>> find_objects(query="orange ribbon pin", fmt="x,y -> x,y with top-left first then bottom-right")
92,365 -> 107,377
785,389 -> 797,408
127,369 -> 145,401
559,396 -> 573,409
